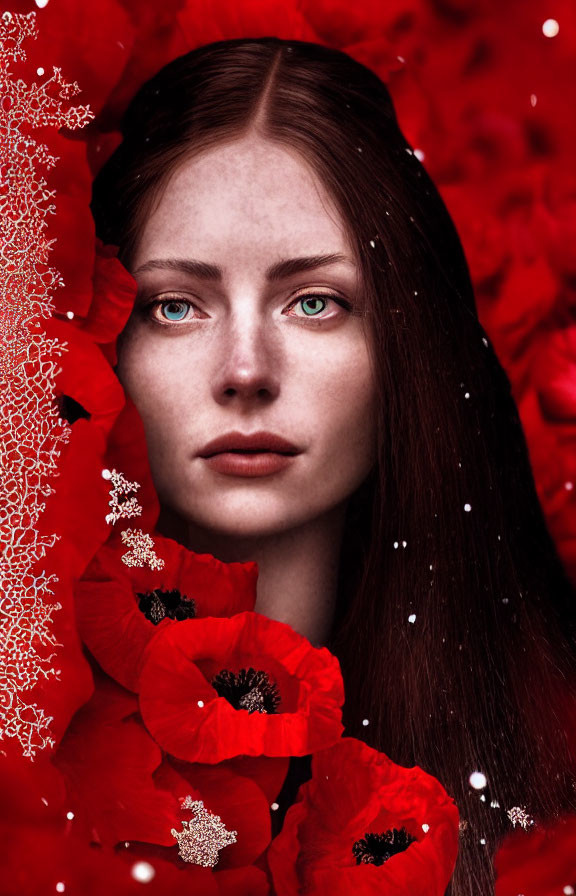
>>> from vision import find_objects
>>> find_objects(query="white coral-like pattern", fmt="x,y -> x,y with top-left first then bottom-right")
0,11 -> 93,757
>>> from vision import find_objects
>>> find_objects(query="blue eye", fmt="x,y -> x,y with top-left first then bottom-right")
161,299 -> 191,321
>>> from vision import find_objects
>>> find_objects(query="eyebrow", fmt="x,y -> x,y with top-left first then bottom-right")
133,253 -> 354,282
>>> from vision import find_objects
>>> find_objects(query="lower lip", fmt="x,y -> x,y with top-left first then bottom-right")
202,452 -> 297,477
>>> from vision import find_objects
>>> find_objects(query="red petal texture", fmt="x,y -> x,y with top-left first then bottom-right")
0,824 -> 218,896
75,530 -> 258,691
139,613 -> 344,762
53,673 -> 181,847
77,240 -> 138,360
216,865 -> 272,895
10,0 -> 135,116
176,0 -> 318,50
494,816 -> 576,895
267,737 -> 459,896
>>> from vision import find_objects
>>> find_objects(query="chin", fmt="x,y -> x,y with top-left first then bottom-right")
188,510 -> 303,541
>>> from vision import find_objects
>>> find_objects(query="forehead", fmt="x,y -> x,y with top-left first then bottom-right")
133,136 -> 354,267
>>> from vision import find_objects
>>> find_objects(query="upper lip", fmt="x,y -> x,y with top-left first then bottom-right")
199,431 -> 301,457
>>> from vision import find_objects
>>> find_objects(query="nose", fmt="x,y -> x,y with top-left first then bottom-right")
212,309 -> 281,406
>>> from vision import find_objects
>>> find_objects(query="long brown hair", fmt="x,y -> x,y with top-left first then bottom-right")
91,37 -> 576,894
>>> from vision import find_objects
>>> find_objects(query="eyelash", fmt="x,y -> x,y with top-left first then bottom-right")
141,292 -> 353,325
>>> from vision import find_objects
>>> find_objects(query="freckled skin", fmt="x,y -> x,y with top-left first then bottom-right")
116,135 -> 377,543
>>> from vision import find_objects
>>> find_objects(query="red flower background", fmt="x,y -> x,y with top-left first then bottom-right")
2,0 -> 576,894
10,0 -> 576,587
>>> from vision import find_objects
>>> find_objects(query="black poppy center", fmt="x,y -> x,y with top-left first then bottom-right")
136,588 -> 196,625
210,667 -> 281,714
352,827 -> 417,866
57,394 -> 91,424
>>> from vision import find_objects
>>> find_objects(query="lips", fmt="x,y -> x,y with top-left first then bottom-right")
198,431 -> 300,458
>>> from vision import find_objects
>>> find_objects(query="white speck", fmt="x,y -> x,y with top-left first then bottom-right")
393,541 -> 399,549
408,614 -> 416,624
405,147 -> 413,155
131,862 -> 156,883
36,67 -> 45,76
469,771 -> 487,790
66,310 -> 74,319
479,838 -> 486,845
502,597 -> 509,604
101,469 -> 112,480
402,540 -> 407,548
530,93 -> 538,107
409,216 -> 415,223
497,534 -> 501,541
414,148 -> 425,162
397,55 -> 405,63
271,802 -> 279,811
362,718 -> 370,726
41,797 -> 49,806
480,794 -> 486,802
369,240 -> 376,248
124,841 -> 130,848
117,41 -> 125,49
66,811 -> 74,820
357,146 -> 363,152
490,800 -> 500,808
563,887 -> 575,895
414,290 -> 418,296
421,823 -> 430,833
458,462 -> 462,468
464,392 -> 470,399
564,481 -> 574,491
197,700 -> 204,708
35,0 -> 49,7
429,564 -> 433,570
464,503 -> 472,512
56,885 -> 65,894
482,337 -> 488,347
542,18 -> 559,37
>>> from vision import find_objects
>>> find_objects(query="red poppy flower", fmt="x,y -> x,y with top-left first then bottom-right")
75,531 -> 258,691
266,737 -> 459,896
138,612 -> 344,763
494,815 -> 576,896
53,670 -> 274,876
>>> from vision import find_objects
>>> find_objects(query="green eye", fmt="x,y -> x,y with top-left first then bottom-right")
300,296 -> 327,316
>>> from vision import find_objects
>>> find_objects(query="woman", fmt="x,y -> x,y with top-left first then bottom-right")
90,36 -> 576,893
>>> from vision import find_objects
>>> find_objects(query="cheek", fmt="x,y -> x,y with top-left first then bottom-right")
314,341 -> 377,469
116,334 -> 197,447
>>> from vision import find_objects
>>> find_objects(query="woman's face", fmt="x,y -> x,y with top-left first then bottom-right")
117,136 -> 377,543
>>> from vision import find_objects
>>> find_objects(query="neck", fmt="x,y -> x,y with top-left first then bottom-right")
157,505 -> 347,647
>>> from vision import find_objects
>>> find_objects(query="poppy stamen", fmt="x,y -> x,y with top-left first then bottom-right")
137,588 -> 196,625
352,827 -> 417,866
211,667 -> 281,714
